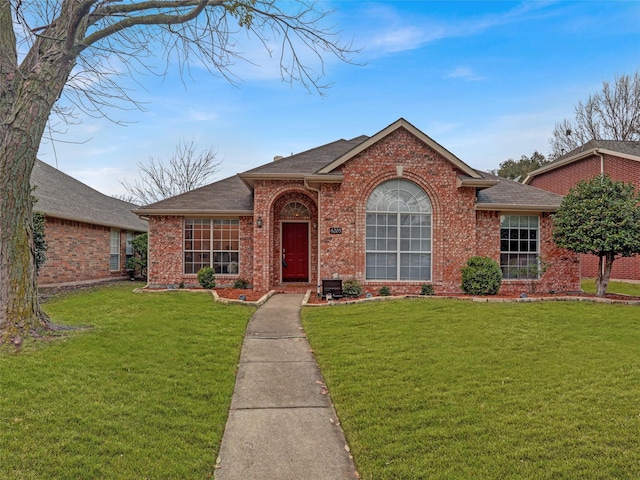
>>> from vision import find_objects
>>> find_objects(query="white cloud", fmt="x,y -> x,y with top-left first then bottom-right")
447,67 -> 485,81
352,1 -> 560,58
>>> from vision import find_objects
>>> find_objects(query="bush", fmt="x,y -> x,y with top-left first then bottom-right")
461,256 -> 502,295
342,279 -> 363,298
378,286 -> 391,296
197,267 -> 216,289
233,278 -> 250,289
421,284 -> 434,296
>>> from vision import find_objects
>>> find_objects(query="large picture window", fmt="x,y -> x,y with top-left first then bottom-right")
366,180 -> 432,281
184,219 -> 239,275
500,215 -> 539,279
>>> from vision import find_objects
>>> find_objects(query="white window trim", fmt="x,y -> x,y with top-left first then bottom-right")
110,229 -> 120,272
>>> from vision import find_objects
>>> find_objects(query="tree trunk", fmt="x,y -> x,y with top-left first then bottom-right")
595,253 -> 614,298
0,26 -> 76,345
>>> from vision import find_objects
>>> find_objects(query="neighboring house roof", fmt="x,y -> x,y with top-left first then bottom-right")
134,119 -> 563,216
523,139 -> 640,184
31,159 -> 147,231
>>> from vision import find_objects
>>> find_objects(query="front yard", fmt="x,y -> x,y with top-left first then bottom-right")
2,283 -> 639,479
302,298 -> 640,479
0,283 -> 254,479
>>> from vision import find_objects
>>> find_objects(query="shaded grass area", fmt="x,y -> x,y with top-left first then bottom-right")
302,299 -> 640,479
581,278 -> 640,297
1,283 -> 254,479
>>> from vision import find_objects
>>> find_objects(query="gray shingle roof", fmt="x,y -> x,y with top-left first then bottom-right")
476,171 -> 563,210
241,136 -> 369,175
134,174 -> 253,214
31,160 -> 147,231
558,139 -> 640,160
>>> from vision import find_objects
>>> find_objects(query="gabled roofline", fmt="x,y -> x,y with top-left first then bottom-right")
523,147 -> 640,184
316,118 -> 482,179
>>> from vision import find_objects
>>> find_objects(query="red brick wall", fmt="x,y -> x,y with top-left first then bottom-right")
529,154 -> 640,280
38,217 -> 130,285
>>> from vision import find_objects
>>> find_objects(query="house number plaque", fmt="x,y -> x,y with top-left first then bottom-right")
329,227 -> 342,234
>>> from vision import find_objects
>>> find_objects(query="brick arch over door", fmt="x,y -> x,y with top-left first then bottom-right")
271,191 -> 318,286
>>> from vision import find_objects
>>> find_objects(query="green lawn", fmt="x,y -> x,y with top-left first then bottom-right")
581,278 -> 640,297
0,283 -> 254,479
302,299 -> 640,479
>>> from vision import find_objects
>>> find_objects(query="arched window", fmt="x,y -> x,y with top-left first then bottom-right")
365,180 -> 432,281
281,202 -> 310,219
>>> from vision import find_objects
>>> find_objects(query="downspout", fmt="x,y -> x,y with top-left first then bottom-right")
596,149 -> 604,174
304,178 -> 321,297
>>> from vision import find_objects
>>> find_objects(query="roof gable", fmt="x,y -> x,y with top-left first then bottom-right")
317,118 -> 482,179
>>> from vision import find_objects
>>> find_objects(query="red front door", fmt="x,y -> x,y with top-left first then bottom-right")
282,222 -> 309,282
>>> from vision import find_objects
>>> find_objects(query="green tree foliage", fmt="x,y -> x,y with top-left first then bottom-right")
493,151 -> 550,182
461,256 -> 502,295
553,175 -> 640,297
125,233 -> 148,279
32,211 -> 47,274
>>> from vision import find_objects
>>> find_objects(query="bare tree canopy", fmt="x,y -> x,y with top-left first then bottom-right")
550,71 -> 640,159
0,0 -> 356,346
120,140 -> 221,205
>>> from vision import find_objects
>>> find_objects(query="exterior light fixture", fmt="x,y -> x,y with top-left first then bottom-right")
257,216 -> 263,228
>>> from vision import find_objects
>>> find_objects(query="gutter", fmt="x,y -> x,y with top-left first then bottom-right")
475,203 -> 559,213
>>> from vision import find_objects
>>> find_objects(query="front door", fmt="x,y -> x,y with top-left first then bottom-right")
282,222 -> 309,282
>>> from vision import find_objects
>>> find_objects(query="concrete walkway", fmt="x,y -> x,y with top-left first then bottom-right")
215,294 -> 359,480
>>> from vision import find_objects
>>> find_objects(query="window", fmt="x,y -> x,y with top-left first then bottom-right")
500,215 -> 539,279
184,219 -> 239,275
281,202 -> 310,219
366,180 -> 432,281
110,229 -> 120,271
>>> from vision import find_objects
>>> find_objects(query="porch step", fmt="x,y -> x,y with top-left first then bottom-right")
274,283 -> 315,294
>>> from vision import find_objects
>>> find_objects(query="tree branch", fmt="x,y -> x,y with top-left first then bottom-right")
82,0 -> 215,48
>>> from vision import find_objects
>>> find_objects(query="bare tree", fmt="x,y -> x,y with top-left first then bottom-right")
0,0 -> 355,345
119,140 -> 221,206
550,71 -> 640,158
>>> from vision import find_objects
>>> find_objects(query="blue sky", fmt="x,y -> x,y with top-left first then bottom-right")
37,1 -> 640,198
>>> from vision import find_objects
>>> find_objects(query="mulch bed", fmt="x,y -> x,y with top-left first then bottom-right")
213,288 -> 266,302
